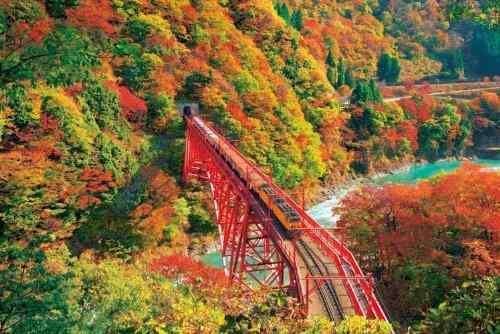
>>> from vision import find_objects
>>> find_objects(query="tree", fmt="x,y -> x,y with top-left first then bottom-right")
5,84 -> 37,128
117,55 -> 155,91
345,67 -> 355,88
416,277 -> 500,334
369,79 -> 383,103
377,53 -> 400,84
82,81 -> 121,130
336,165 -> 500,327
45,0 -> 78,18
0,240 -> 74,334
275,2 -> 291,23
446,0 -> 500,29
326,48 -> 335,67
351,81 -> 373,105
337,60 -> 346,88
291,9 -> 304,31
65,0 -> 119,37
327,66 -> 337,88
335,316 -> 393,334
0,25 -> 100,87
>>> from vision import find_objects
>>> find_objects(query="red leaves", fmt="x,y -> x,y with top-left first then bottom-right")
116,86 -> 147,122
105,81 -> 147,122
13,18 -> 53,46
399,120 -> 419,151
150,254 -> 230,293
64,83 -> 84,97
66,0 -> 121,37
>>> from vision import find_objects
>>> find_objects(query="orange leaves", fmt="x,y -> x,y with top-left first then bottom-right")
77,168 -> 115,209
143,167 -> 179,204
338,165 -> 500,279
66,0 -> 121,37
227,102 -> 253,129
180,4 -> 199,24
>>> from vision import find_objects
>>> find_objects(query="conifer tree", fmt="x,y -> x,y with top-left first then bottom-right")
345,67 -> 355,88
369,79 -> 383,103
336,60 -> 346,88
291,9 -> 304,31
326,48 -> 335,67
327,66 -> 337,87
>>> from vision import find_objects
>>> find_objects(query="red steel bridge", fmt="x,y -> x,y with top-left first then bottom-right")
183,111 -> 388,323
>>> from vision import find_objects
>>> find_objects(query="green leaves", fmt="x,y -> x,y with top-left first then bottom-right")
5,84 -> 37,128
0,240 -> 75,334
117,55 -> 154,92
377,53 -> 400,84
416,277 -> 500,334
446,0 -> 500,30
45,0 -> 79,18
43,27 -> 100,86
0,26 -> 100,87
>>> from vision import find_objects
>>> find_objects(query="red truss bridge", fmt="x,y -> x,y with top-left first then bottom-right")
183,109 -> 388,323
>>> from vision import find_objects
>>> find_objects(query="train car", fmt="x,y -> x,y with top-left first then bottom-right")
256,184 -> 302,237
190,115 -> 302,237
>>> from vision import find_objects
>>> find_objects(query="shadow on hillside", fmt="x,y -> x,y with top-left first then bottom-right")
68,133 -> 185,259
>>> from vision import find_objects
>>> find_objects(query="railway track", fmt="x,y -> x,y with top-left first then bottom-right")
295,239 -> 344,323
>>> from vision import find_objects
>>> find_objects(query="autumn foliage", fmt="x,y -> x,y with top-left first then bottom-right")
150,254 -> 230,296
66,0 -> 120,36
337,164 -> 500,325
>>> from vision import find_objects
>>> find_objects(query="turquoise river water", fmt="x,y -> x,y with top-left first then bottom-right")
201,159 -> 500,267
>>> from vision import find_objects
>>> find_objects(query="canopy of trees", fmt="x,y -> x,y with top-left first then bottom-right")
0,0 -> 498,332
337,164 -> 500,330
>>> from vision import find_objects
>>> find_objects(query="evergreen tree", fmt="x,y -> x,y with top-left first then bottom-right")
336,60 -> 346,88
291,9 -> 304,31
275,2 -> 291,23
377,53 -> 400,84
369,79 -> 383,103
345,67 -> 355,88
326,48 -> 335,67
351,81 -> 372,105
327,66 -> 337,87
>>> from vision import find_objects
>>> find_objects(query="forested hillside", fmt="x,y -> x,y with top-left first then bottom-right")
0,0 -> 498,333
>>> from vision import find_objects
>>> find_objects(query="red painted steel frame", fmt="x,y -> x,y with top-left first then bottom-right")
184,116 -> 303,301
184,115 -> 388,321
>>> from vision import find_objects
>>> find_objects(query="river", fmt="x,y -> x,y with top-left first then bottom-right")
201,159 -> 500,267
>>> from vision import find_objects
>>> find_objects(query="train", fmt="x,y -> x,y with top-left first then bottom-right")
184,107 -> 302,235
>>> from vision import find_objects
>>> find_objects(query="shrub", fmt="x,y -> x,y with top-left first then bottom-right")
6,85 -> 37,128
117,56 -> 154,91
82,81 -> 121,130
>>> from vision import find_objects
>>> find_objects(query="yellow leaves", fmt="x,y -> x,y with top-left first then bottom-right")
335,316 -> 393,334
169,295 -> 225,334
33,86 -> 96,150
96,59 -> 116,81
200,85 -> 226,110
144,52 -> 164,67
138,13 -> 173,39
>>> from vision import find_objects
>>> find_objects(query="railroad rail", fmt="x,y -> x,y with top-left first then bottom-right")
183,111 -> 389,322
